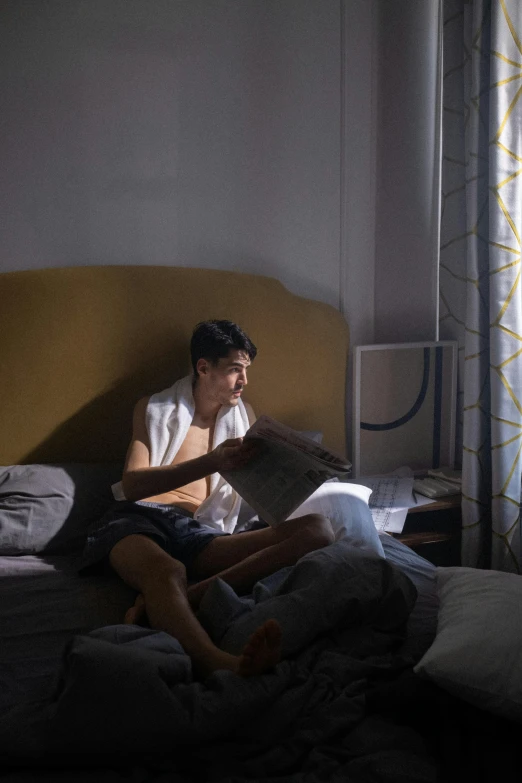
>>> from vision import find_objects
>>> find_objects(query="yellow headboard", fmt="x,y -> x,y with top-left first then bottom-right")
0,266 -> 349,463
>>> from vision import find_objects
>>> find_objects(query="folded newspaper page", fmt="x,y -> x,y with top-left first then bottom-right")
221,415 -> 352,527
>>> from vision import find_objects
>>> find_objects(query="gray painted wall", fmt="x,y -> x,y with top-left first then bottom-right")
1,0 -> 342,309
373,0 -> 442,344
1,0 -> 443,454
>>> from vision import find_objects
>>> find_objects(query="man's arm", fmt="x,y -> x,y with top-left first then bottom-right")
121,397 -> 251,502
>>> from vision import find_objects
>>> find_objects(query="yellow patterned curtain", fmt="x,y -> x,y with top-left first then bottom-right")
440,0 -> 522,570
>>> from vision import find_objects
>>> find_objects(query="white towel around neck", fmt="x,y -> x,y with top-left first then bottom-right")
112,374 -> 250,533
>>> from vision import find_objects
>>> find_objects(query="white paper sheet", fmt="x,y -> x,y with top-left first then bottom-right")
410,491 -> 436,508
345,471 -> 414,534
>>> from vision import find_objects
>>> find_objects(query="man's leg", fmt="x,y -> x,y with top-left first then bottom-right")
109,534 -> 281,679
187,513 -> 334,608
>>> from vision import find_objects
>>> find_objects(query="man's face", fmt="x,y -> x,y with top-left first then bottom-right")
197,349 -> 251,407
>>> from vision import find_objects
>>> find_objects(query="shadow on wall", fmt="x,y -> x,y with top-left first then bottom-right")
1,266 -> 349,464
22,352 -> 187,465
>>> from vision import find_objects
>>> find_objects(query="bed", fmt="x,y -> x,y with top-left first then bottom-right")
0,266 -> 520,782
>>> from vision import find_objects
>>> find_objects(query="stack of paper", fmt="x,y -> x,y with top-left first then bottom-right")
346,468 -> 414,534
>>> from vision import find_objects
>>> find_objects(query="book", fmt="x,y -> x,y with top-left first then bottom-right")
221,415 -> 352,527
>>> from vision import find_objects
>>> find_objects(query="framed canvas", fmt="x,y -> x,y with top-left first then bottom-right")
352,341 -> 458,477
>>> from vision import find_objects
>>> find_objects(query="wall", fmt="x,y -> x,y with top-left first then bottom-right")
373,0 -> 442,344
341,0 -> 442,453
1,0 -> 443,454
1,0 -> 343,310
1,0 -> 442,333
340,0 -> 377,348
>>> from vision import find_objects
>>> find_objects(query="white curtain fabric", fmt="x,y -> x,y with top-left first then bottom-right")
440,0 -> 522,570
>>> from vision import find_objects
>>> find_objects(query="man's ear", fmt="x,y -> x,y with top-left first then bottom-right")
196,357 -> 209,377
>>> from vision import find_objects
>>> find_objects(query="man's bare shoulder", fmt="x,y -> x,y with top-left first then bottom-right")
132,396 -> 152,431
135,395 -> 151,411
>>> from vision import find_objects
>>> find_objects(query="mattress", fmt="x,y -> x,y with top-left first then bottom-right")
0,554 -> 134,715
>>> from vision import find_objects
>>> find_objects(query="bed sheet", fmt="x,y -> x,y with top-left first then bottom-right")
0,537 -> 455,781
1,541 -> 429,777
0,554 -> 134,715
0,537 -> 438,716
378,532 -> 439,638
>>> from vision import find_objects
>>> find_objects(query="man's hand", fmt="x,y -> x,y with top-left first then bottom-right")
210,437 -> 257,473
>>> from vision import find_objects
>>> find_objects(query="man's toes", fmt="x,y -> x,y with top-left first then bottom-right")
238,620 -> 282,677
241,625 -> 267,658
264,619 -> 282,647
262,620 -> 282,667
244,620 -> 282,654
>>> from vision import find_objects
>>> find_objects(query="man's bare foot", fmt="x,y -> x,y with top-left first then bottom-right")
123,596 -> 281,679
195,620 -> 282,679
124,593 -> 148,626
237,619 -> 282,676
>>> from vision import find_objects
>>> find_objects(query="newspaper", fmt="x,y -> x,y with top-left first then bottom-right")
221,415 -> 352,527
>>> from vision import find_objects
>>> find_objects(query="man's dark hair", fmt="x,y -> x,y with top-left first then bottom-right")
190,320 -> 257,376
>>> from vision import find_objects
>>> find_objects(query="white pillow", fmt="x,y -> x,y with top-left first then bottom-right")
286,481 -> 384,558
414,566 -> 522,721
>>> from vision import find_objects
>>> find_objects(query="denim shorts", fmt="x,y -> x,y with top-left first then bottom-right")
79,500 -> 225,576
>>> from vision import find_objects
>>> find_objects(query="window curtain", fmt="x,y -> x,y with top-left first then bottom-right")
440,0 -> 522,571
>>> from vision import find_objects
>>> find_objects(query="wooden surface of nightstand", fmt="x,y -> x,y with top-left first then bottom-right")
392,495 -> 462,566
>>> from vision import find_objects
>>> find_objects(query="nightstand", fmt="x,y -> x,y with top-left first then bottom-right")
393,495 -> 462,566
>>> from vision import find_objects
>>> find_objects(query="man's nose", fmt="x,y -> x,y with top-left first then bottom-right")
240,370 -> 248,386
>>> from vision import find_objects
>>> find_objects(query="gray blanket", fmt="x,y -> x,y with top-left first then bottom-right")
3,543 -> 437,782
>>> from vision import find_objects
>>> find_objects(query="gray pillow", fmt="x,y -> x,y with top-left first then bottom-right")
0,463 -> 123,555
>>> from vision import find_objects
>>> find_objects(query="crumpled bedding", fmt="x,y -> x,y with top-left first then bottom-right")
0,541 -> 442,782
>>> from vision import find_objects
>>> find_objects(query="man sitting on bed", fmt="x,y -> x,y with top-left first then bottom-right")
81,320 -> 334,680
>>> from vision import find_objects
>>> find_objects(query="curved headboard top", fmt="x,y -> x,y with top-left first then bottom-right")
0,266 -> 349,464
